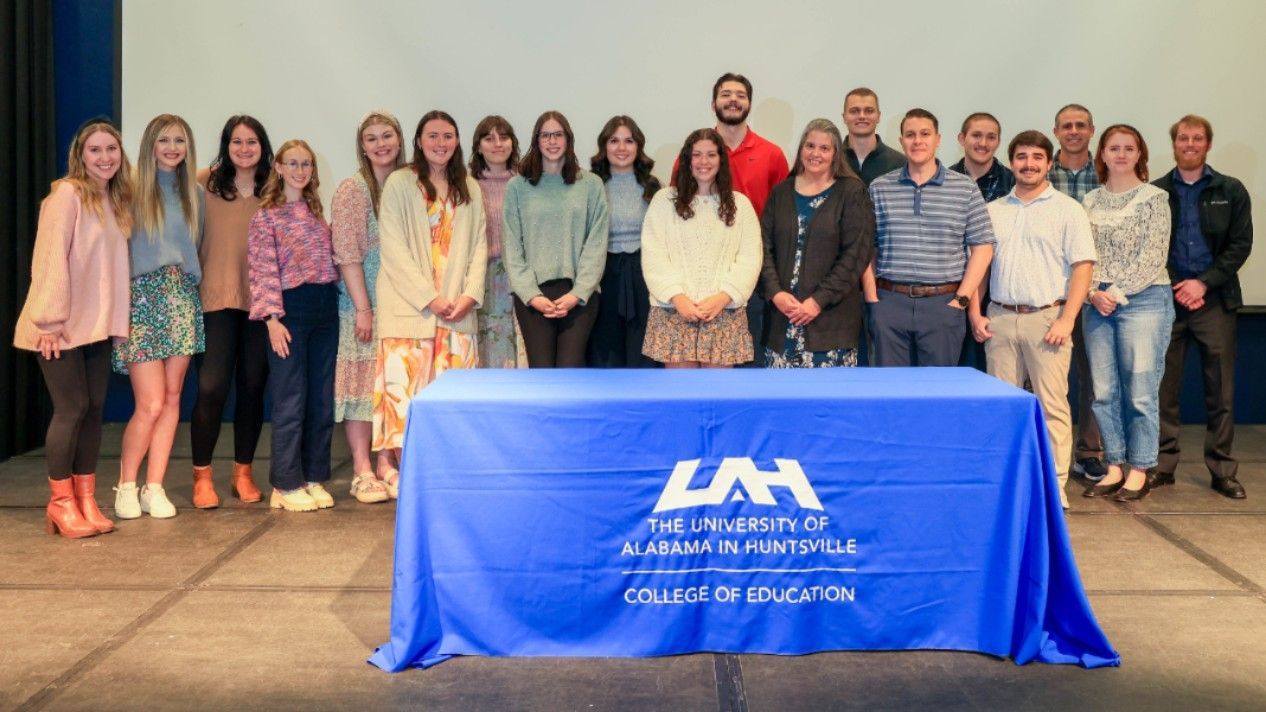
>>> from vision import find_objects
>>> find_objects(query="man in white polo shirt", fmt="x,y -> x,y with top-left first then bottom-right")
970,130 -> 1096,509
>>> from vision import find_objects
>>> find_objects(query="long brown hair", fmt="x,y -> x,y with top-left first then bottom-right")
1094,124 -> 1150,183
590,115 -> 660,202
520,110 -> 580,186
468,115 -> 520,179
672,128 -> 736,226
260,139 -> 324,221
60,119 -> 134,234
133,113 -> 200,242
410,110 -> 471,206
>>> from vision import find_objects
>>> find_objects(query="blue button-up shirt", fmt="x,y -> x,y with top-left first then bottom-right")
1049,151 -> 1100,203
1170,165 -> 1213,279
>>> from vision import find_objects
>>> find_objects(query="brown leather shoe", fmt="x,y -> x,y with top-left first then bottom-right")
71,474 -> 114,534
231,462 -> 263,503
192,465 -> 220,509
47,477 -> 98,539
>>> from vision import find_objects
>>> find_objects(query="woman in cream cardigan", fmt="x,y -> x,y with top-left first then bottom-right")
373,110 -> 487,495
640,128 -> 762,367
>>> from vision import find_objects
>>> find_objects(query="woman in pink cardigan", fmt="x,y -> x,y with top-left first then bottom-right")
14,119 -> 133,539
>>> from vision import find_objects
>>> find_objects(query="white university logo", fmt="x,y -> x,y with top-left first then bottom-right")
652,458 -> 824,513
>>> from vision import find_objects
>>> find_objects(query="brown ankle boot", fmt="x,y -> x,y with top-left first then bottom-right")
47,477 -> 98,539
192,465 -> 220,509
71,474 -> 114,534
231,462 -> 262,503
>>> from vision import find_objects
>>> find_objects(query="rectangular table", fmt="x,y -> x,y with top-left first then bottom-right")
371,368 -> 1118,671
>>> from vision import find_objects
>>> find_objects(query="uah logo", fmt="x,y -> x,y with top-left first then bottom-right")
652,458 -> 823,513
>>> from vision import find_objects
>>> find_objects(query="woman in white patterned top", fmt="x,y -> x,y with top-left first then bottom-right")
1081,124 -> 1173,502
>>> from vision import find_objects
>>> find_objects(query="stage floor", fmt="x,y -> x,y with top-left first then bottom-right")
4,423 -> 1266,710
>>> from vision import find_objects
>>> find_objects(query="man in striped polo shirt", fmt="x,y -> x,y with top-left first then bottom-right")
970,130 -> 1096,509
862,108 -> 995,367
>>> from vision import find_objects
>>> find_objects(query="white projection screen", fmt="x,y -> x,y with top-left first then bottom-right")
122,0 -> 1266,304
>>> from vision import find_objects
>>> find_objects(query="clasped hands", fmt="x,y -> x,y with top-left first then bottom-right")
1172,278 -> 1206,311
528,293 -> 581,319
771,291 -> 821,326
672,293 -> 733,323
428,295 -> 478,322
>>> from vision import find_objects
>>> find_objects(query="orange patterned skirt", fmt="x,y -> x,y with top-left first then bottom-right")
371,330 -> 477,450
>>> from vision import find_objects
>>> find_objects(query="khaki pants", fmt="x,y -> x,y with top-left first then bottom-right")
985,303 -> 1073,507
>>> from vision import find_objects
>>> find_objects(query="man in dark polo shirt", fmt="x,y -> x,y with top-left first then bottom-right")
1152,114 -> 1253,499
863,109 -> 995,367
841,87 -> 905,187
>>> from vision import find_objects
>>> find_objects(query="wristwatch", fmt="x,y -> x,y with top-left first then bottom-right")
953,294 -> 970,308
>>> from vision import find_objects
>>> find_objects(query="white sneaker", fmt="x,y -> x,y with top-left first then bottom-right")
139,484 -> 177,519
304,482 -> 335,509
114,482 -> 141,519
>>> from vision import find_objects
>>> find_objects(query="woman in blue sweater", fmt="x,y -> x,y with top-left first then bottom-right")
113,114 -> 206,520
586,115 -> 661,367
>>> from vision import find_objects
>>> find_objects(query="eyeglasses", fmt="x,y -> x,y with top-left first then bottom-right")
539,131 -> 566,142
282,160 -> 313,170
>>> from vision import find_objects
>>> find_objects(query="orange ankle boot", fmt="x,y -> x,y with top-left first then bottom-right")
71,474 -> 114,534
231,462 -> 262,503
192,465 -> 220,509
47,477 -> 98,539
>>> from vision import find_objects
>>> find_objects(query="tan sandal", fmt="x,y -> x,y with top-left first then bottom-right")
382,468 -> 400,500
350,472 -> 389,504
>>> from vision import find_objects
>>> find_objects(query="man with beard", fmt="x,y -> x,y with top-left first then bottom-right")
841,87 -> 905,187
707,72 -> 789,365
1049,103 -> 1106,483
970,130 -> 1096,510
1152,115 -> 1253,499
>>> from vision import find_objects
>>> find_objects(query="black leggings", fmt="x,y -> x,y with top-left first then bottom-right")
37,339 -> 111,479
190,308 -> 270,466
513,279 -> 599,368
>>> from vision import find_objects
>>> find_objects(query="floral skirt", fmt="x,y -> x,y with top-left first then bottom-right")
112,265 -> 205,374
334,305 -> 376,422
371,330 -> 477,450
766,323 -> 859,368
642,306 -> 752,366
476,257 -> 527,368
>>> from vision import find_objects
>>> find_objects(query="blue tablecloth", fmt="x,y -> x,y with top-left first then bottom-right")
370,368 -> 1118,671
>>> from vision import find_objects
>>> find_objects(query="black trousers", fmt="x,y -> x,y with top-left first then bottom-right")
1157,293 -> 1238,481
37,339 -> 111,479
514,279 -> 599,368
868,289 -> 965,367
190,308 -> 270,466
586,251 -> 655,368
266,284 -> 338,490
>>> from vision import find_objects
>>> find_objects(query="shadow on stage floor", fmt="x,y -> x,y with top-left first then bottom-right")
4,424 -> 1266,710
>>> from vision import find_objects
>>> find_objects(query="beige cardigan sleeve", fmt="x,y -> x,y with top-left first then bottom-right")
25,182 -> 80,336
377,169 -> 440,314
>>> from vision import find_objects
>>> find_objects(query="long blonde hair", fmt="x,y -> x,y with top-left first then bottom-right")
133,113 -> 200,243
260,140 -> 324,221
59,120 -> 134,234
355,111 -> 407,217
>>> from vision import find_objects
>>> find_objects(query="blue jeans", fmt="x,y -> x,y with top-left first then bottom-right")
266,283 -> 338,490
1082,284 -> 1173,470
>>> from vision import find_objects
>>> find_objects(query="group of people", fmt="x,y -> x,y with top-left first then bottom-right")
15,72 -> 1252,539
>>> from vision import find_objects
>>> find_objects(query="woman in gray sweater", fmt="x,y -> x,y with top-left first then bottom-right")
502,111 -> 610,367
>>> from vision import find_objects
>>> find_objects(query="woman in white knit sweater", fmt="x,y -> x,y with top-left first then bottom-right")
640,128 -> 761,367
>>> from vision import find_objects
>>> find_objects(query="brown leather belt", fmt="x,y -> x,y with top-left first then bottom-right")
994,299 -> 1065,314
875,278 -> 959,297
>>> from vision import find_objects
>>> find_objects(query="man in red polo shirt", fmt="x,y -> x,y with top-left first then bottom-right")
708,72 -> 789,364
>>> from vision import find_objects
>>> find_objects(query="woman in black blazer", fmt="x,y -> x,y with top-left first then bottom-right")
759,118 -> 874,367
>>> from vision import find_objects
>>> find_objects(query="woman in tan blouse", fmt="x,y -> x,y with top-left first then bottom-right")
188,116 -> 274,508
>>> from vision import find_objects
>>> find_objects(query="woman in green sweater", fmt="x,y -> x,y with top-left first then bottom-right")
502,111 -> 610,367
